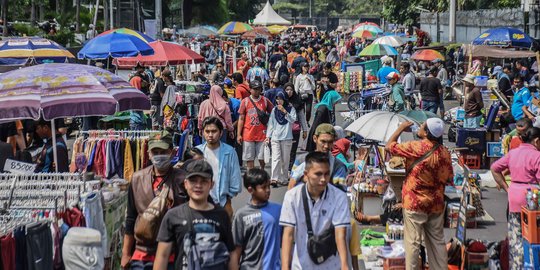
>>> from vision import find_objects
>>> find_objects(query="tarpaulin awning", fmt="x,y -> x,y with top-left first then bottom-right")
114,40 -> 205,67
463,45 -> 536,59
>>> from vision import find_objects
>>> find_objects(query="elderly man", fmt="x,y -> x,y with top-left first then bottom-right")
462,74 -> 484,128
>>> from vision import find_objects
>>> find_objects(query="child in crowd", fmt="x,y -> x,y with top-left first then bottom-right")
153,160 -> 234,270
230,169 -> 282,270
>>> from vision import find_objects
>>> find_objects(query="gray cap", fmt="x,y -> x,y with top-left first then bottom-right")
185,160 -> 213,180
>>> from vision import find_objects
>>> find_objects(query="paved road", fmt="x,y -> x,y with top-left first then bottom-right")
231,100 -> 508,243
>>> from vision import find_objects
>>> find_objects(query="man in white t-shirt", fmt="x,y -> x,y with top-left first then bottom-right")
280,152 -> 350,270
196,116 -> 242,219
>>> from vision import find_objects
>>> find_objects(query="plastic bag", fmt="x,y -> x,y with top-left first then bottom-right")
383,183 -> 396,203
264,142 -> 271,164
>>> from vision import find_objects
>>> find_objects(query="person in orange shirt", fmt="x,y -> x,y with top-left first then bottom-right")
232,72 -> 250,100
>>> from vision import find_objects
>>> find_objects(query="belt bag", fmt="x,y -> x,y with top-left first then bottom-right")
302,186 -> 337,264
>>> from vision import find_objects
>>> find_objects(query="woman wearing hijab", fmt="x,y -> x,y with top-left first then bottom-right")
284,83 -> 309,170
198,85 -> 234,142
332,138 -> 354,170
305,90 -> 342,152
326,47 -> 339,64
266,89 -> 297,186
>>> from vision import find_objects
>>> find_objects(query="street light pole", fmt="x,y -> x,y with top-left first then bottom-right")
156,0 -> 162,39
449,0 -> 456,42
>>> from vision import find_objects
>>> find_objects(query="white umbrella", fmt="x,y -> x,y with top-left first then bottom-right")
345,111 -> 419,143
372,36 -> 405,47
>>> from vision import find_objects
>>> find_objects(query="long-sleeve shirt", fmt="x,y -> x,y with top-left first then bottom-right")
491,143 -> 540,213
266,107 -> 297,141
294,73 -> 316,95
464,87 -> 484,117
296,108 -> 309,132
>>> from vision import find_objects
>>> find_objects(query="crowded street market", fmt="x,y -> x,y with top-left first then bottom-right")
0,0 -> 540,269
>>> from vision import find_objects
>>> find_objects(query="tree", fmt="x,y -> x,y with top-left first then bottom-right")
1,0 -> 7,36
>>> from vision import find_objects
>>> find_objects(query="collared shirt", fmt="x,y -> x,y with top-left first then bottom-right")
491,143 -> 540,212
512,86 -> 532,120
279,184 -> 350,269
387,139 -> 453,214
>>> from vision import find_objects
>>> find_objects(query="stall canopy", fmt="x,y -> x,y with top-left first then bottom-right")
463,44 -> 536,58
253,1 -> 291,26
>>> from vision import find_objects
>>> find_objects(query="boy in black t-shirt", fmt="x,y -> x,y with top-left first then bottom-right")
154,160 -> 234,270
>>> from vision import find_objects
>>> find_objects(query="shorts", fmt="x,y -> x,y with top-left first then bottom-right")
242,141 -> 264,161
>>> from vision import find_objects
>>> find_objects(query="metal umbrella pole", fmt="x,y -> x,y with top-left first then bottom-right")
51,120 -> 58,173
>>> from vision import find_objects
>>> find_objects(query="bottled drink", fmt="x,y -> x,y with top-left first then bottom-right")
532,190 -> 539,211
527,188 -> 534,210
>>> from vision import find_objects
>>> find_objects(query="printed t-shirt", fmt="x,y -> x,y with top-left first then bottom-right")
238,96 -> 274,142
157,204 -> 234,269
232,201 -> 282,270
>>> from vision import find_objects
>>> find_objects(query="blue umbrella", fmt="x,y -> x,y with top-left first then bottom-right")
77,32 -> 154,59
472,27 -> 533,48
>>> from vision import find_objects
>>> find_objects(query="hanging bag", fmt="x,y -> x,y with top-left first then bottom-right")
248,97 -> 270,126
134,183 -> 171,251
302,186 -> 337,264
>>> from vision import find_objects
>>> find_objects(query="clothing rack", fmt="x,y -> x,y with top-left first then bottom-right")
78,130 -> 158,137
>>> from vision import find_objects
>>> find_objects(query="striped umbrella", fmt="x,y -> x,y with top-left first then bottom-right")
97,28 -> 155,43
0,37 -> 75,65
354,25 -> 383,34
355,22 -> 380,29
411,49 -> 445,61
359,44 -> 398,56
372,36 -> 405,47
352,29 -> 377,39
0,63 -> 150,121
218,21 -> 253,35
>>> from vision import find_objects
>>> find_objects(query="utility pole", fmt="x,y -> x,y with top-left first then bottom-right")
449,0 -> 456,43
155,0 -> 162,39
436,11 -> 440,43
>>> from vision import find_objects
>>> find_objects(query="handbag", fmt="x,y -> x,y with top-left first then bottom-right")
134,183 -> 171,251
301,186 -> 337,264
248,97 -> 270,126
292,121 -> 301,133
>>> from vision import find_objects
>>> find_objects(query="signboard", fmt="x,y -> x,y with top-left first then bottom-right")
487,142 -> 503,157
3,159 -> 36,175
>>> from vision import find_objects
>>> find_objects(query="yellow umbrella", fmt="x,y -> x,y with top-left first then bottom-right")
267,25 -> 288,35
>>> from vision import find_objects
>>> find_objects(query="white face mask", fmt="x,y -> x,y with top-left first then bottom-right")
151,154 -> 171,171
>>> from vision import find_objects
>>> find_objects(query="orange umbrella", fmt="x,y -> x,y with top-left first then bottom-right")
241,27 -> 271,39
411,49 -> 445,61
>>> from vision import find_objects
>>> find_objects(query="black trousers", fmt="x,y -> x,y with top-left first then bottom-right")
26,222 -> 53,270
290,132 -> 301,170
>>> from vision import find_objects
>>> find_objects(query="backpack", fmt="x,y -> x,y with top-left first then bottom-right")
182,205 -> 229,270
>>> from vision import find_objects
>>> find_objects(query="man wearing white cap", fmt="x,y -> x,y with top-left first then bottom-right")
385,118 -> 453,270
386,71 -> 406,113
462,74 -> 484,128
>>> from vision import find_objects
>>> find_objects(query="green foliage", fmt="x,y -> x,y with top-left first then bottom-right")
272,2 -> 307,12
46,28 -> 75,47
12,23 -> 42,36
496,0 -> 520,8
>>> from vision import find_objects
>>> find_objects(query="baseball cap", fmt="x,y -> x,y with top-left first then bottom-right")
148,131 -> 173,150
185,160 -> 213,180
431,58 -> 443,64
314,123 -> 336,137
385,71 -> 400,80
250,80 -> 263,90
425,118 -> 445,138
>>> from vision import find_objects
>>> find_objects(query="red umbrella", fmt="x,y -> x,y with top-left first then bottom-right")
113,40 -> 205,67
241,27 -> 272,39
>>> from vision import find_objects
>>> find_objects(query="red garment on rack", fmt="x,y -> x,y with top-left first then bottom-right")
94,140 -> 106,176
60,207 -> 86,227
0,235 -> 15,270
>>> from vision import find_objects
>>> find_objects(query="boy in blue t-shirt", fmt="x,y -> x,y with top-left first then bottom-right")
230,169 -> 282,270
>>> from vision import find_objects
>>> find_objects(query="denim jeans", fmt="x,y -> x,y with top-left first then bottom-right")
463,115 -> 482,128
130,260 -> 174,270
421,100 -> 439,114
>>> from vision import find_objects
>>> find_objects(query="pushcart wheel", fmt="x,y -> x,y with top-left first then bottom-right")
347,93 -> 364,111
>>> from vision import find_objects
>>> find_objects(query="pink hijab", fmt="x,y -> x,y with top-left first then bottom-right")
209,85 -> 228,115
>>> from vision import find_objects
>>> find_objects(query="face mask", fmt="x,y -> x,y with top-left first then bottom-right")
151,154 -> 171,171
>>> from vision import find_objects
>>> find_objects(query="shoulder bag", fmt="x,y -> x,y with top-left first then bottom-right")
302,186 -> 337,264
134,183 -> 171,251
248,97 -> 270,126
406,143 -> 440,173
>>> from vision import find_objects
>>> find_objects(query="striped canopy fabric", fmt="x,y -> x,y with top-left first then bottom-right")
218,21 -> 253,35
0,63 -> 150,121
0,37 -> 75,65
359,44 -> 398,56
98,28 -> 156,43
